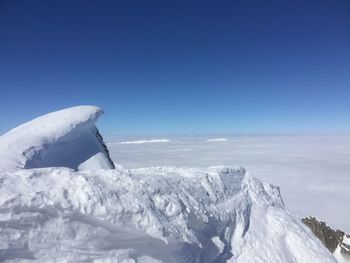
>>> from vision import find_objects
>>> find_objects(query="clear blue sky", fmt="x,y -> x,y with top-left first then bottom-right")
1,0 -> 349,135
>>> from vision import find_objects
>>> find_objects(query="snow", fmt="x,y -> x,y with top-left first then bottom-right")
334,246 -> 350,263
78,152 -> 115,171
334,235 -> 350,263
116,139 -> 171,145
0,106 -> 339,262
344,236 -> 350,247
0,166 -> 336,262
206,138 -> 228,142
0,105 -> 114,171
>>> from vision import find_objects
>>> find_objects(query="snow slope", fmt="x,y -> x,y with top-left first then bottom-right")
0,166 -> 336,262
334,235 -> 350,263
0,106 -> 114,171
0,106 -> 337,262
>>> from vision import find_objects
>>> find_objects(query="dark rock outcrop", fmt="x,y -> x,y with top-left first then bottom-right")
302,216 -> 350,261
302,216 -> 343,253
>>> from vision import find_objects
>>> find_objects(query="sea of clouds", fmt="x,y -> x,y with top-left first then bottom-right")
107,134 -> 350,232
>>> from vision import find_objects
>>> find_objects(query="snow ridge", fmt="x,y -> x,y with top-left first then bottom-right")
0,166 -> 335,262
0,106 -> 337,262
0,105 -> 114,171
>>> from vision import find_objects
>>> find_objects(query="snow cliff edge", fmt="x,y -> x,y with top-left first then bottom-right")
0,105 -> 115,171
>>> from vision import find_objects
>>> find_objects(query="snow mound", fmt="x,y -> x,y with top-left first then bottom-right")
0,106 -> 115,171
206,138 -> 228,142
0,166 -> 335,262
117,139 -> 171,145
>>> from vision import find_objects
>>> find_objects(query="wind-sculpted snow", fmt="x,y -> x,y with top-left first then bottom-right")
0,166 -> 335,262
0,106 -> 114,171
0,106 -> 337,262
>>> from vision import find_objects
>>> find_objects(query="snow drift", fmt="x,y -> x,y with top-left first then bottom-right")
0,106 -> 114,171
0,166 -> 335,262
0,106 -> 337,262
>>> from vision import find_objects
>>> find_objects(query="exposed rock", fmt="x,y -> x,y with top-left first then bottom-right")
303,216 -> 350,263
302,216 -> 344,253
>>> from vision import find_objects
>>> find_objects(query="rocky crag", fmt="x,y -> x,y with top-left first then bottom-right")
303,216 -> 350,262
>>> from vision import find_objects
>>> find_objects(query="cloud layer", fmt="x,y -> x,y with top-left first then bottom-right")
108,134 -> 350,232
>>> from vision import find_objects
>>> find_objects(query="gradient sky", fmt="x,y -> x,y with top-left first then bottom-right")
1,0 -> 349,135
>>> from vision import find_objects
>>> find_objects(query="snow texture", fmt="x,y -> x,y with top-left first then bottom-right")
0,105 -> 114,171
0,106 -> 337,262
78,152 -> 115,171
0,166 -> 336,262
344,236 -> 350,247
334,235 -> 350,263
334,247 -> 350,263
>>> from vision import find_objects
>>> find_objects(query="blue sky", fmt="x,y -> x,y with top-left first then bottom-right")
0,0 -> 349,135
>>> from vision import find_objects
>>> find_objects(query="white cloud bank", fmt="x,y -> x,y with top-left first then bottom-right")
118,139 -> 171,145
206,138 -> 228,142
108,134 -> 350,233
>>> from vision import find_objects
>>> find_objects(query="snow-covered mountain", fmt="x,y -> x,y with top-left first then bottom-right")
0,106 -> 337,262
